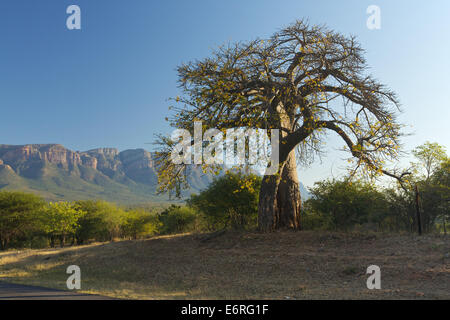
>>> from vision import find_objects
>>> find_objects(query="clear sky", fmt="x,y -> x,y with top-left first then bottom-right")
0,0 -> 449,187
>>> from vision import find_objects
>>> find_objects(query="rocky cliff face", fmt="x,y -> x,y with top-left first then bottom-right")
0,144 -> 158,185
0,144 -> 98,170
0,144 -> 213,202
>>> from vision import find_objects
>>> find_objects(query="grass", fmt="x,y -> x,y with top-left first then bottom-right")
0,231 -> 449,299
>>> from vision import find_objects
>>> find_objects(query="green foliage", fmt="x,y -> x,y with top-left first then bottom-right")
188,172 -> 261,230
401,142 -> 450,233
412,141 -> 447,180
43,202 -> 84,235
0,195 -> 169,250
121,209 -> 161,239
102,203 -> 125,241
301,209 -> 333,231
0,191 -> 45,250
305,179 -> 387,231
303,142 -> 449,234
74,200 -> 114,243
381,189 -> 416,232
158,205 -> 197,234
42,201 -> 85,247
417,158 -> 450,232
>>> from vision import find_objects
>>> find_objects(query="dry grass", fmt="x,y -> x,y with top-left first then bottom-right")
0,231 -> 449,299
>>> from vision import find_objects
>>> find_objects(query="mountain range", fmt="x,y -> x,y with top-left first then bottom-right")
0,144 -> 309,204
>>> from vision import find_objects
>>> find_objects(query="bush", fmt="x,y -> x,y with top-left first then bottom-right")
158,205 -> 197,234
0,191 -> 46,250
300,208 -> 333,231
42,201 -> 85,247
304,179 -> 388,231
121,209 -> 161,239
74,200 -> 124,243
188,171 -> 261,230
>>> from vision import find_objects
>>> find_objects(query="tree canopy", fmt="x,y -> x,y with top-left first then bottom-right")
156,19 -> 406,231
0,191 -> 45,250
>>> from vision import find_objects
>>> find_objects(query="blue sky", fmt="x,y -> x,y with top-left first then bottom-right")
0,0 -> 449,187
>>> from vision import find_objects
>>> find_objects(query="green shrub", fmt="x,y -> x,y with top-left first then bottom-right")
74,200 -> 125,243
304,179 -> 388,231
188,171 -> 261,230
158,205 -> 197,234
42,201 -> 85,247
121,209 -> 161,239
301,209 -> 332,231
0,191 -> 46,250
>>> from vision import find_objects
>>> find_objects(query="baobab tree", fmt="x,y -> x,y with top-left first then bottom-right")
156,20 -> 405,232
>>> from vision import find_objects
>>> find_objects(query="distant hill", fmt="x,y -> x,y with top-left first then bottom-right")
0,144 -> 310,203
0,144 -> 207,203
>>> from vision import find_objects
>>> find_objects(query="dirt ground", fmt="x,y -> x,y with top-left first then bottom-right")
0,231 -> 449,299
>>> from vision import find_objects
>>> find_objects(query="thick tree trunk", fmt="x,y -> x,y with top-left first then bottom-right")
258,151 -> 302,232
276,150 -> 302,229
258,168 -> 283,232
257,104 -> 303,232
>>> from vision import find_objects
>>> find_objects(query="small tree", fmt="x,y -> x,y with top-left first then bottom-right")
432,159 -> 450,233
121,209 -> 160,240
188,171 -> 261,230
0,191 -> 45,250
390,142 -> 449,233
383,188 -> 416,232
74,200 -> 109,244
418,158 -> 450,232
101,202 -> 125,241
74,200 -> 125,243
158,205 -> 197,234
412,142 -> 447,181
43,202 -> 85,247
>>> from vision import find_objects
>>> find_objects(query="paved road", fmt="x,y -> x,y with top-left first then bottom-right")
0,281 -> 114,300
